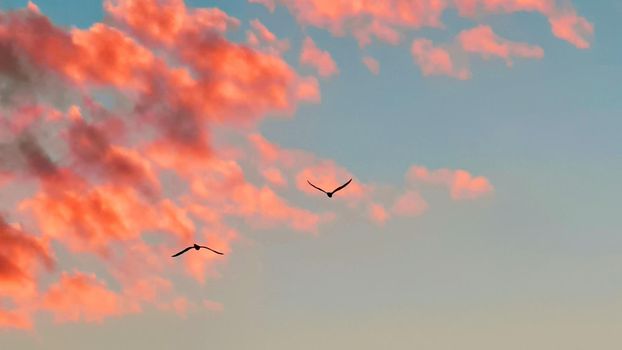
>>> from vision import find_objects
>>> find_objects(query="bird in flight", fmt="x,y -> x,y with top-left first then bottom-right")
171,243 -> 224,257
307,178 -> 352,198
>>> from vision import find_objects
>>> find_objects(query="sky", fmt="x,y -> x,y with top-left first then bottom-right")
0,0 -> 620,349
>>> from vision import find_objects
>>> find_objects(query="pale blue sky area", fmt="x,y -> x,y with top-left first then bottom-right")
1,0 -> 621,349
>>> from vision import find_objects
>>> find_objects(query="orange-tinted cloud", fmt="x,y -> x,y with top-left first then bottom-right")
178,225 -> 237,283
454,0 -> 593,49
411,39 -> 470,80
171,297 -> 191,317
256,0 -> 592,49
249,19 -> 276,43
105,0 -> 319,127
0,2 -> 322,330
66,120 -> 160,196
0,309 -> 32,329
369,203 -> 389,224
0,11 -> 155,89
458,25 -> 544,65
261,167 -> 288,187
42,271 -> 125,323
300,37 -> 339,78
549,12 -> 594,49
407,165 -> 493,200
392,191 -> 428,217
247,19 -> 290,55
0,2 -> 497,330
105,0 -> 240,46
247,133 -> 292,165
253,0 -> 446,46
253,0 -> 592,77
21,177 -> 193,256
0,219 -> 54,328
191,171 -> 326,233
246,132 -> 486,227
362,56 -> 380,75
295,75 -> 321,103
296,161 -> 369,201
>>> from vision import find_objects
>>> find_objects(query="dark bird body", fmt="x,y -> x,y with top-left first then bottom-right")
172,243 -> 224,257
307,178 -> 352,198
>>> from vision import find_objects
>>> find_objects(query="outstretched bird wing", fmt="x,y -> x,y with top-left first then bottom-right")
171,246 -> 193,257
331,178 -> 352,194
307,180 -> 328,194
199,246 -> 224,255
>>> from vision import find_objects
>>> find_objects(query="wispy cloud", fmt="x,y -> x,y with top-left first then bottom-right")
300,37 -> 339,78
252,0 -> 593,77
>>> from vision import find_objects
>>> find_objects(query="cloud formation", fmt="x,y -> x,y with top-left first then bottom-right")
392,191 -> 428,217
0,1 -> 494,330
300,37 -> 339,78
458,25 -> 544,66
407,166 -> 494,200
42,272 -> 126,323
362,56 -> 380,75
411,39 -> 470,80
0,0 -> 321,329
251,0 -> 593,77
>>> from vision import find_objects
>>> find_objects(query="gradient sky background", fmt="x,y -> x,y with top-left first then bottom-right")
0,0 -> 621,349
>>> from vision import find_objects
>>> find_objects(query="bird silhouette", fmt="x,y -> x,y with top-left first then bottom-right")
307,178 -> 352,198
171,243 -> 224,257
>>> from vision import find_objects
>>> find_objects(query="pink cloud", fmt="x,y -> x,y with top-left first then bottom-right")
261,167 -> 288,187
0,2 -> 497,331
407,165 -> 493,200
253,0 -> 446,45
392,191 -> 428,217
0,220 -> 53,329
182,227 -> 236,283
250,19 -> 277,42
454,0 -> 593,49
171,297 -> 191,317
247,19 -> 290,55
66,120 -> 161,196
253,0 -> 592,76
458,25 -> 544,65
247,133 -> 292,165
300,37 -> 339,78
354,19 -> 401,47
0,2 -> 325,330
549,12 -> 594,49
42,271 -> 126,323
451,169 -> 494,200
26,1 -> 40,14
245,132 -> 489,226
194,178 -> 326,233
296,161 -> 369,201
21,182 -> 194,256
105,0 -> 240,46
369,203 -> 390,224
0,309 -> 32,329
362,56 -> 380,75
411,39 -> 470,80
296,75 -> 321,103
122,276 -> 172,307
